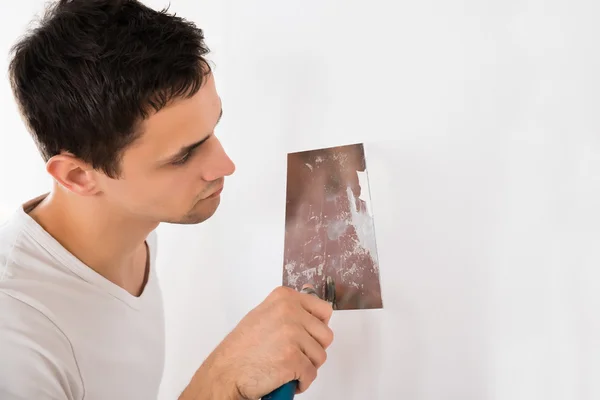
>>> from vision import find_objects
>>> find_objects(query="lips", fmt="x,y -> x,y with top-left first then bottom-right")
206,185 -> 223,199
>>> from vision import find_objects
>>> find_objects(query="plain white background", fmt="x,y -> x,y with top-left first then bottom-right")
1,1 -> 599,399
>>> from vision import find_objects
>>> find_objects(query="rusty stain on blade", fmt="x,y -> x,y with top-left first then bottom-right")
282,143 -> 383,310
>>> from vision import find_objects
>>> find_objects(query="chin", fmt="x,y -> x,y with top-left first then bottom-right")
167,196 -> 221,225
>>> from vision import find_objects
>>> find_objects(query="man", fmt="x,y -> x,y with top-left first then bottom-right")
0,0 -> 334,399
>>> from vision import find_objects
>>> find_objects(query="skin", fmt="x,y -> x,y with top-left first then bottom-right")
27,72 -> 334,399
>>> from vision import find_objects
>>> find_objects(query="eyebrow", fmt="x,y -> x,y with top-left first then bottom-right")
164,108 -> 223,163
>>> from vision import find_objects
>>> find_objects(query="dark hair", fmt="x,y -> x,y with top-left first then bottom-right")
8,0 -> 211,178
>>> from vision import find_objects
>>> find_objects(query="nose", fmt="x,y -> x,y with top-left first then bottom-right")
201,137 -> 236,182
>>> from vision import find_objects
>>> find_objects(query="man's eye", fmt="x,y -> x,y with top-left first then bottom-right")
172,151 -> 192,166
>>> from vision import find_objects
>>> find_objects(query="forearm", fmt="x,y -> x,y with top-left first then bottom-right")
179,353 -> 241,400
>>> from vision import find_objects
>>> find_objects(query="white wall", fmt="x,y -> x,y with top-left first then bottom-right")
1,1 -> 599,399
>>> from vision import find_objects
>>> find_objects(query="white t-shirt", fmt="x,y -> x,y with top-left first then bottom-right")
0,196 -> 166,400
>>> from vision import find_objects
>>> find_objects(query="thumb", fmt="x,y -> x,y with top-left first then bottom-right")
300,283 -> 318,297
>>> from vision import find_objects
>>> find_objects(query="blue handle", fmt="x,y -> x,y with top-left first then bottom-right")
262,380 -> 297,400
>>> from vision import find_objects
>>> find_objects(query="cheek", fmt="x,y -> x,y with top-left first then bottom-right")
103,163 -> 203,208
105,178 -> 153,204
157,169 -> 203,202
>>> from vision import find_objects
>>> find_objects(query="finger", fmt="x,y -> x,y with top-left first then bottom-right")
297,328 -> 328,368
294,351 -> 318,394
297,291 -> 333,324
301,311 -> 335,350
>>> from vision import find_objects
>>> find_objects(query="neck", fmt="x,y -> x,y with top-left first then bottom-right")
29,185 -> 159,296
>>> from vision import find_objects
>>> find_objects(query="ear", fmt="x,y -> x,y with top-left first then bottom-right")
46,153 -> 101,196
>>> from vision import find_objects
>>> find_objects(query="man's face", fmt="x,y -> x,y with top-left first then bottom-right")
96,73 -> 235,224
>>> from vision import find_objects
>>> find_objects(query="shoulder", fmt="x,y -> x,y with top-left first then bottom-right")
0,291 -> 84,400
0,208 -> 23,247
0,211 -> 28,279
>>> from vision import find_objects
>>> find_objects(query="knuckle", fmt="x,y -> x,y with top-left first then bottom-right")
271,285 -> 293,300
306,364 -> 317,383
282,343 -> 297,360
323,327 -> 334,347
280,323 -> 297,340
316,348 -> 327,367
276,301 -> 295,319
270,286 -> 285,300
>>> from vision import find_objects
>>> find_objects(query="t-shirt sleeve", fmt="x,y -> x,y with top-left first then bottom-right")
0,292 -> 84,400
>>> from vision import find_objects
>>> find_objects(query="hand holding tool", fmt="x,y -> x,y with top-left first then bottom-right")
262,277 -> 336,400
